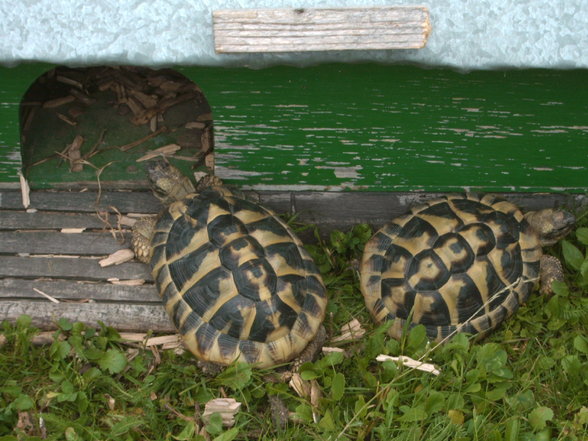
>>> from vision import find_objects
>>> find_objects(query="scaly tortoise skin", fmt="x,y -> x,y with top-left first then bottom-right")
360,194 -> 575,342
132,161 -> 327,368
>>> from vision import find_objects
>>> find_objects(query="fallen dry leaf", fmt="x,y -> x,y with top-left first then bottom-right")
330,318 -> 366,343
202,398 -> 241,427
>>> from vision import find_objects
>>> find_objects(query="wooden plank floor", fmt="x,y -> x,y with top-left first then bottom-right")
1,189 -> 586,333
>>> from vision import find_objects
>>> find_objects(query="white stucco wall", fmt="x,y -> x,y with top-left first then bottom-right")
1,0 -> 586,69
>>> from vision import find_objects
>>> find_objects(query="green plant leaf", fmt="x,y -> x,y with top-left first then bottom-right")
398,405 -> 427,422
507,390 -> 536,413
447,409 -> 464,425
425,390 -> 445,414
406,324 -> 427,352
51,341 -> 72,360
330,372 -> 345,401
109,416 -> 144,437
550,281 -> 569,297
205,413 -> 224,436
172,421 -> 196,440
64,427 -> 81,441
13,394 -> 34,411
562,240 -> 584,270
576,227 -> 588,245
504,418 -> 520,441
317,410 -> 336,431
212,427 -> 239,441
573,335 -> 588,354
57,318 -> 73,331
528,406 -> 553,431
98,349 -> 127,374
215,363 -> 252,390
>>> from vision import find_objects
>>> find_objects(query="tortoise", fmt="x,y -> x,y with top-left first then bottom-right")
359,194 -> 575,342
132,160 -> 327,368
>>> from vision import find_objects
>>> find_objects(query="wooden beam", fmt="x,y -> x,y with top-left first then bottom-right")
0,278 -> 159,302
213,6 -> 430,53
0,301 -> 174,332
0,231 -> 129,255
0,256 -> 150,281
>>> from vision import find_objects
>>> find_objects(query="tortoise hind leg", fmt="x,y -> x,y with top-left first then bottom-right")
131,216 -> 157,264
539,255 -> 564,295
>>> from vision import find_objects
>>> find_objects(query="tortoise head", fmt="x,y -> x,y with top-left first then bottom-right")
525,208 -> 576,246
147,160 -> 196,204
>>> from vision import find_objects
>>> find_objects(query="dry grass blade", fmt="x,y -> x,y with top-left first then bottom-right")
33,288 -> 60,304
18,171 -> 30,209
136,144 -> 181,162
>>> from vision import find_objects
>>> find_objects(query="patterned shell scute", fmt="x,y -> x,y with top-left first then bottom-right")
150,187 -> 327,367
360,194 -> 542,342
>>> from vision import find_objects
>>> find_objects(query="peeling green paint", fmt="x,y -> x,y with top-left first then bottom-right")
1,64 -> 586,193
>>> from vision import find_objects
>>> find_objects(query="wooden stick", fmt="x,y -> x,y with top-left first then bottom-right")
118,127 -> 167,151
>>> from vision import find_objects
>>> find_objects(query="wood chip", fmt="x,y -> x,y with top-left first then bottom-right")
129,90 -> 158,108
376,354 -> 441,376
185,121 -> 206,129
43,95 -> 75,108
99,249 -> 135,267
56,113 -> 78,126
66,135 -> 85,172
330,318 -> 365,343
118,127 -> 166,151
69,88 -> 95,105
61,228 -> 86,234
107,278 -> 146,286
18,171 -> 30,209
202,398 -> 242,427
56,75 -> 83,89
136,144 -> 181,162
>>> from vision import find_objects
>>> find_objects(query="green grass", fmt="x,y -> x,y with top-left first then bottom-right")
2,215 -> 588,441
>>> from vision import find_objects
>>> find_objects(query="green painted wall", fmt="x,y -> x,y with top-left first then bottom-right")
1,63 -> 587,192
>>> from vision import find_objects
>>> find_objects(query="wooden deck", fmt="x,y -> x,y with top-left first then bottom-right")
1,189 -> 586,333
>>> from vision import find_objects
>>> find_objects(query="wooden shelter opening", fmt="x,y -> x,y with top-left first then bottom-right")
19,66 -> 214,189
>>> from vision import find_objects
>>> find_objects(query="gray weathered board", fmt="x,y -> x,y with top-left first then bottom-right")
0,189 -> 586,332
213,7 -> 430,53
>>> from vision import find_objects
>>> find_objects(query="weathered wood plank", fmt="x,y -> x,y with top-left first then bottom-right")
0,256 -> 151,281
0,278 -> 159,302
0,210 -> 116,230
0,301 -> 174,332
213,7 -> 430,53
1,191 -> 586,234
0,231 -> 129,255
0,191 -> 160,213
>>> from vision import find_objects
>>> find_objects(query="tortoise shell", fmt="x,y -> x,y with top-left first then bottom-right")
360,194 -> 542,341
150,186 -> 327,367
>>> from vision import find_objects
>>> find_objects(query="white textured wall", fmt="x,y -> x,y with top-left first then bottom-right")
1,0 -> 586,69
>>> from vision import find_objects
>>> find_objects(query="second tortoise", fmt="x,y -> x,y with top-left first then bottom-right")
360,194 -> 575,342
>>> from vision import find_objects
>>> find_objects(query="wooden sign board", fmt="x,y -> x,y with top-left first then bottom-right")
213,6 -> 430,53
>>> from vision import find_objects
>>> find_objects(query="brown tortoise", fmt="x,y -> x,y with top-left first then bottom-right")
132,160 -> 327,368
360,194 -> 575,342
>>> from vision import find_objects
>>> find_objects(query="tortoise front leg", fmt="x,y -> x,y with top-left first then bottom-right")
540,255 -> 564,295
131,216 -> 157,264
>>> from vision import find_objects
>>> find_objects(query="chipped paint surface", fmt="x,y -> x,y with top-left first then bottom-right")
197,65 -> 587,193
1,64 -> 587,193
